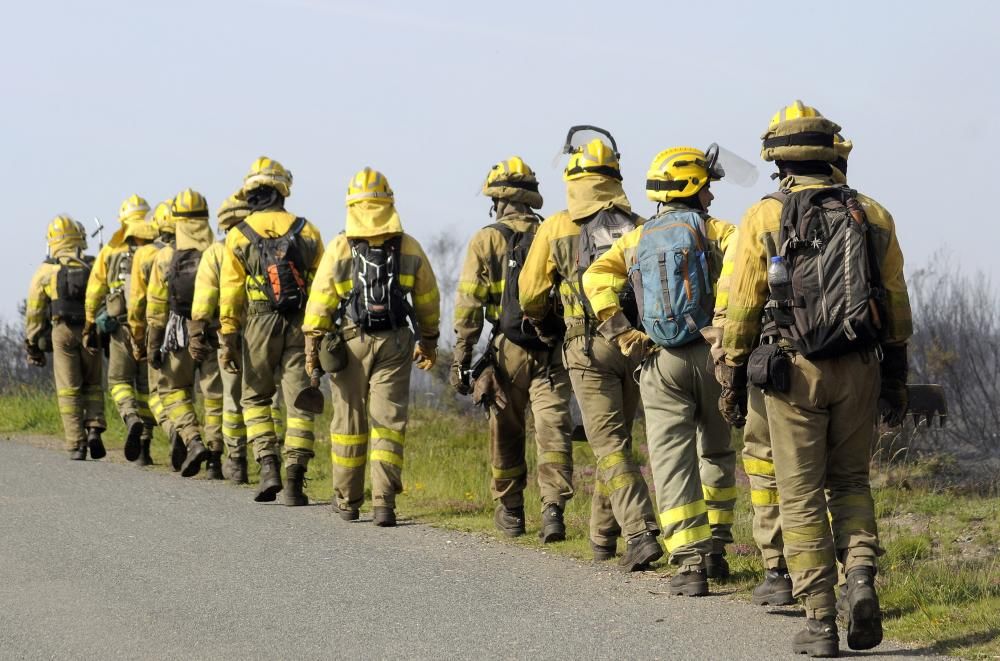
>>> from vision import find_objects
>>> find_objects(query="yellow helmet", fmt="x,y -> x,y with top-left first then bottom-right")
217,192 -> 252,230
149,199 -> 175,235
832,133 -> 853,180
346,167 -> 394,206
760,100 -> 840,163
123,218 -> 158,242
645,146 -> 721,202
564,139 -> 621,182
118,194 -> 150,223
47,214 -> 87,251
482,156 -> 543,209
243,156 -> 293,198
171,188 -> 209,218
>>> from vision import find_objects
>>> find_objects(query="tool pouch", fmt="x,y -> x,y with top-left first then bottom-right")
105,289 -> 127,319
748,343 -> 791,393
320,332 -> 349,373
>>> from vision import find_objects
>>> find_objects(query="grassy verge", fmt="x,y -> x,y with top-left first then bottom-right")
2,386 -> 997,657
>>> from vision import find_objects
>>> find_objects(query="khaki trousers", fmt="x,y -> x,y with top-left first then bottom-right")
157,348 -> 223,451
147,363 -> 176,439
52,322 -> 105,450
640,341 -> 736,568
241,310 -> 314,469
220,359 -> 246,458
490,335 -> 574,510
742,387 -> 785,569
107,331 -> 152,424
766,350 -> 881,620
564,335 -> 657,546
328,327 -> 414,510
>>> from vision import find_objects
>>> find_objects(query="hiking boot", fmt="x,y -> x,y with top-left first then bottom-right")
283,464 -> 309,506
136,428 -> 154,466
373,506 -> 397,527
618,531 -> 663,572
705,552 -> 730,580
122,413 -> 143,461
223,456 -> 248,484
591,541 -> 617,562
669,567 -> 709,596
843,567 -> 883,651
538,503 -> 566,543
792,617 -> 839,657
332,502 -> 360,521
86,428 -> 106,460
169,431 -> 187,472
493,504 -> 525,537
254,455 -> 282,502
204,451 -> 224,480
180,437 -> 211,478
70,440 -> 88,461
753,568 -> 795,606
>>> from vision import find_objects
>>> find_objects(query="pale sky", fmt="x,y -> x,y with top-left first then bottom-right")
3,0 -> 998,320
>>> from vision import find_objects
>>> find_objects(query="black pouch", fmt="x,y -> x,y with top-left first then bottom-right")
320,332 -> 349,374
748,343 -> 791,393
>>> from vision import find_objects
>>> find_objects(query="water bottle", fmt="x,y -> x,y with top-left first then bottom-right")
767,256 -> 793,325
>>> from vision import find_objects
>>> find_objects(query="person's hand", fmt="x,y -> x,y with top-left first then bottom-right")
879,344 -> 909,427
147,325 -> 166,369
715,362 -> 748,428
26,341 -> 46,367
305,334 -> 322,377
412,340 -> 437,371
187,319 -> 213,362
82,322 -> 100,355
615,329 -> 651,362
527,318 -> 560,348
220,333 -> 242,374
450,356 -> 472,396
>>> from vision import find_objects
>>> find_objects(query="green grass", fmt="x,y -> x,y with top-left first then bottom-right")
2,387 -> 998,657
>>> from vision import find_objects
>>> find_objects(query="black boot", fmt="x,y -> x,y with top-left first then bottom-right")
792,617 -> 839,657
169,431 -> 187,472
122,413 -> 143,461
204,451 -> 224,480
86,428 -> 106,460
669,567 -> 709,596
591,540 -> 617,562
332,502 -> 360,521
619,531 -> 664,571
373,506 -> 397,527
753,568 -> 795,606
283,464 -> 309,506
180,437 -> 211,478
843,567 -> 883,651
223,455 -> 248,484
70,440 -> 88,461
136,427 -> 154,466
493,504 -> 525,537
254,455 -> 282,502
705,552 -> 730,580
539,503 -> 566,543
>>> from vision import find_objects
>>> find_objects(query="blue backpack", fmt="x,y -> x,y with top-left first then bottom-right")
628,209 -> 714,348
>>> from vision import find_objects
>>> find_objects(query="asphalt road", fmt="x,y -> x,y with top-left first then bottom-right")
0,440 -> 944,660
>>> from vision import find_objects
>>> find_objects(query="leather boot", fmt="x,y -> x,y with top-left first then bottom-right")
180,437 -> 211,478
283,464 -> 309,506
332,502 -> 360,521
591,540 -> 617,562
373,506 -> 397,527
204,451 -> 224,480
619,531 -> 664,572
136,427 -> 154,466
538,503 -> 566,543
122,413 -> 143,461
223,455 -> 248,484
669,566 -> 709,596
844,567 -> 883,651
254,455 -> 282,502
792,617 -> 839,658
86,428 -> 106,460
493,504 -> 525,537
705,552 -> 730,580
753,568 -> 795,606
70,440 -> 88,461
169,431 -> 186,472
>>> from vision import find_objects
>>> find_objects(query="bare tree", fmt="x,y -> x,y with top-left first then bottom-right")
0,301 -> 53,392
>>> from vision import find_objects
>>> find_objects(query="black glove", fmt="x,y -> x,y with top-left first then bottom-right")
147,325 -> 166,370
220,333 -> 242,374
879,344 -> 909,427
715,362 -> 748,428
26,341 -> 46,367
528,317 -> 560,348
450,354 -> 472,396
187,319 -> 214,363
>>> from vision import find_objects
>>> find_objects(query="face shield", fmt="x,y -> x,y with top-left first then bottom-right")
552,125 -> 620,168
706,143 -> 759,188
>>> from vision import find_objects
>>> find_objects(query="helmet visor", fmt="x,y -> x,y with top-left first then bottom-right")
552,125 -> 620,168
711,144 -> 759,188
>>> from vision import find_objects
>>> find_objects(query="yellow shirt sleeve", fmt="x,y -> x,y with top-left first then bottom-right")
219,232 -> 248,335
518,218 -> 558,320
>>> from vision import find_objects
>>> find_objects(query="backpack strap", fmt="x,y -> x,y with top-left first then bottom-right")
290,217 -> 307,236
486,222 -> 516,243
236,220 -> 261,243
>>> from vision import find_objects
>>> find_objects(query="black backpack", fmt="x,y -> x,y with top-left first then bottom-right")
167,248 -> 201,318
50,257 -> 90,325
576,207 -> 640,326
488,223 -> 565,351
238,217 -> 309,314
767,185 -> 886,359
345,236 -> 414,332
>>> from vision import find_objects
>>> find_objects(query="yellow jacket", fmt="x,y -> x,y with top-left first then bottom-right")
453,203 -> 539,359
302,231 -> 441,343
190,241 -> 225,325
219,210 -> 325,335
127,240 -> 172,346
25,250 -> 92,343
582,205 -> 737,326
85,242 -> 135,323
722,174 -> 912,365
